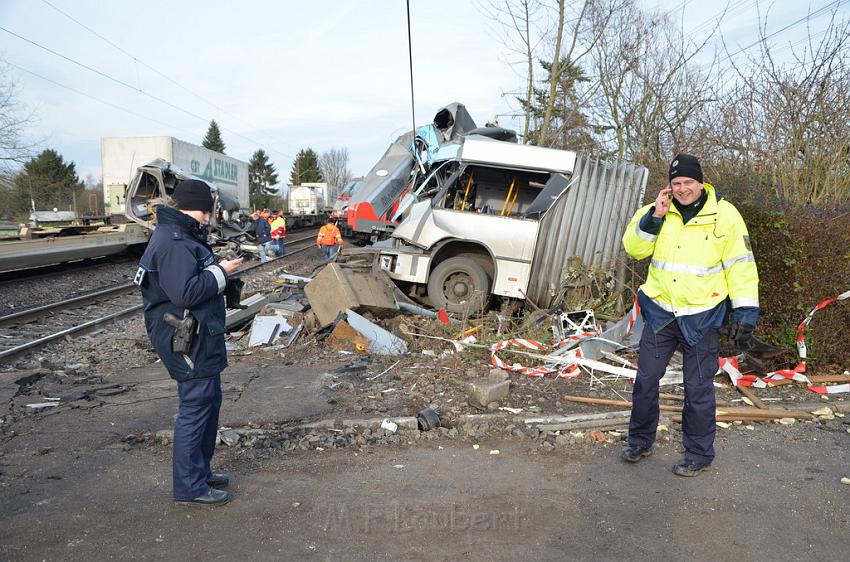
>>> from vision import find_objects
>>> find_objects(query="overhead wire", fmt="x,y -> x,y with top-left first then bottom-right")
0,24 -> 294,163
38,0 -> 295,159
5,60 -> 198,137
718,0 -> 848,64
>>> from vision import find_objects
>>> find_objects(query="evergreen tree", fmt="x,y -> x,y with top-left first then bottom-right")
12,149 -> 84,216
248,148 -> 279,209
518,58 -> 596,151
202,119 -> 226,154
289,148 -> 323,185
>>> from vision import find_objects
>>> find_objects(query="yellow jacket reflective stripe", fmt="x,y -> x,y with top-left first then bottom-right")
622,182 -> 758,317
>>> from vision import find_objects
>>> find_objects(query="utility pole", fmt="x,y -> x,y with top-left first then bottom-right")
406,0 -> 416,135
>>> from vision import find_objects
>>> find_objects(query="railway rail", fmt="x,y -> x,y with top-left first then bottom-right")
0,231 -> 325,363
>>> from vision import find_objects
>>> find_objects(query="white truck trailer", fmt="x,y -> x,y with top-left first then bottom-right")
101,136 -> 249,214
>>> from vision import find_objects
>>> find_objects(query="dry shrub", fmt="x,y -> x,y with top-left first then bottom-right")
739,201 -> 850,367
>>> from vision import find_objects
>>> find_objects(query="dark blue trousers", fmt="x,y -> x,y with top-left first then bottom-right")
628,321 -> 719,463
173,374 -> 222,501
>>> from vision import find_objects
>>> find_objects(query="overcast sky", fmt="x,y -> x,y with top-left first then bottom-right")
1,0 -> 846,186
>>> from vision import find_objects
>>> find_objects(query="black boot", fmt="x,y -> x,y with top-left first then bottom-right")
207,473 -> 230,488
620,444 -> 653,463
672,457 -> 712,477
176,488 -> 230,506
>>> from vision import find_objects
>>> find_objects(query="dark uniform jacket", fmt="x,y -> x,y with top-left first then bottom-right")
255,217 -> 271,244
134,205 -> 228,382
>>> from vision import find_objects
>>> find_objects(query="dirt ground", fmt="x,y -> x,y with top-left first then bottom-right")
2,246 -> 850,561
2,355 -> 849,561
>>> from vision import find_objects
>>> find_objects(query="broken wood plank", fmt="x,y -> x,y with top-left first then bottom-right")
769,374 -> 850,387
735,384 -> 768,409
563,395 -> 681,413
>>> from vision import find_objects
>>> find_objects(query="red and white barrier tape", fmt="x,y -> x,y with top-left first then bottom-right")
721,289 -> 850,394
490,336 -> 593,378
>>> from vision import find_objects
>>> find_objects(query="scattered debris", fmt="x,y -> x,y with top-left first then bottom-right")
26,401 -> 59,409
380,419 -> 398,434
589,430 -> 607,443
416,407 -> 441,431
467,380 -> 510,408
345,309 -> 408,355
304,263 -> 397,328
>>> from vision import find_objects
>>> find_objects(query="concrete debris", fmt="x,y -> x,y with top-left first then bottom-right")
810,406 -> 834,417
467,380 -> 510,408
156,430 -> 173,445
841,477 -> 850,486
219,429 -> 241,447
304,263 -> 397,328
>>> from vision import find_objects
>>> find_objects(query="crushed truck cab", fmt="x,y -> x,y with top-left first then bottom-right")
374,136 -> 648,313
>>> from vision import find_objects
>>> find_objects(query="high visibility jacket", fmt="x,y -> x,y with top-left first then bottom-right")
317,223 -> 343,246
270,217 -> 286,239
622,182 -> 759,345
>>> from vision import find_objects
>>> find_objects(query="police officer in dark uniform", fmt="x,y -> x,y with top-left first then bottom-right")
134,179 -> 243,505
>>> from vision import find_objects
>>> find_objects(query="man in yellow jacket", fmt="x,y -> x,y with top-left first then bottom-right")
316,218 -> 343,261
621,154 -> 759,476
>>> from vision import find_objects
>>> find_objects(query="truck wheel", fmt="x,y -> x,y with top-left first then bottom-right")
427,257 -> 491,314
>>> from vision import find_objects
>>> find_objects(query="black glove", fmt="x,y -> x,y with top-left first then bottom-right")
729,322 -> 756,352
224,278 -> 247,310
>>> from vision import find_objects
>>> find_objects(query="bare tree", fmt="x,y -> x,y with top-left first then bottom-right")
587,0 -> 720,164
705,7 -> 850,207
0,62 -> 37,173
319,148 -> 353,192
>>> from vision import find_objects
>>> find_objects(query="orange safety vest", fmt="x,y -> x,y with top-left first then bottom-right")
317,224 -> 343,246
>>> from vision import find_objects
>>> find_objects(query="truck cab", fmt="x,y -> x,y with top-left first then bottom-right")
123,159 -> 250,246
375,137 -> 648,314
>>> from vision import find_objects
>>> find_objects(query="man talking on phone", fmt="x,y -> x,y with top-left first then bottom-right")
135,179 -> 244,504
620,154 -> 759,476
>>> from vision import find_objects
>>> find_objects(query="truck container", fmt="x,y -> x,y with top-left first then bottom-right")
101,136 -> 249,214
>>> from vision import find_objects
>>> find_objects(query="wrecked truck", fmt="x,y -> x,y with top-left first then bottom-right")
123,158 -> 252,248
366,136 -> 649,313
345,102 -> 517,243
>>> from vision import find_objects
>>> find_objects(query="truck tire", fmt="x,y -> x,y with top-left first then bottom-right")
427,256 -> 491,314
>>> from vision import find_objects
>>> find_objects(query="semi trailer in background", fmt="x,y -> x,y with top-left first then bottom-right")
101,136 -> 250,215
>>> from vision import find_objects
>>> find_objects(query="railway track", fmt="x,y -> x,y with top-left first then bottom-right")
0,231 -> 324,362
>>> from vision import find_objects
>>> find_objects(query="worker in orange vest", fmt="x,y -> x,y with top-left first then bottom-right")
316,218 -> 343,260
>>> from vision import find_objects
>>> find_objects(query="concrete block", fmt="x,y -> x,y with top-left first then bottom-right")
489,368 -> 510,382
467,380 -> 510,408
304,263 -> 397,328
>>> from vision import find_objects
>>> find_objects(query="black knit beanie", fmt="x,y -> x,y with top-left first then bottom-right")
173,179 -> 214,212
669,153 -> 703,183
